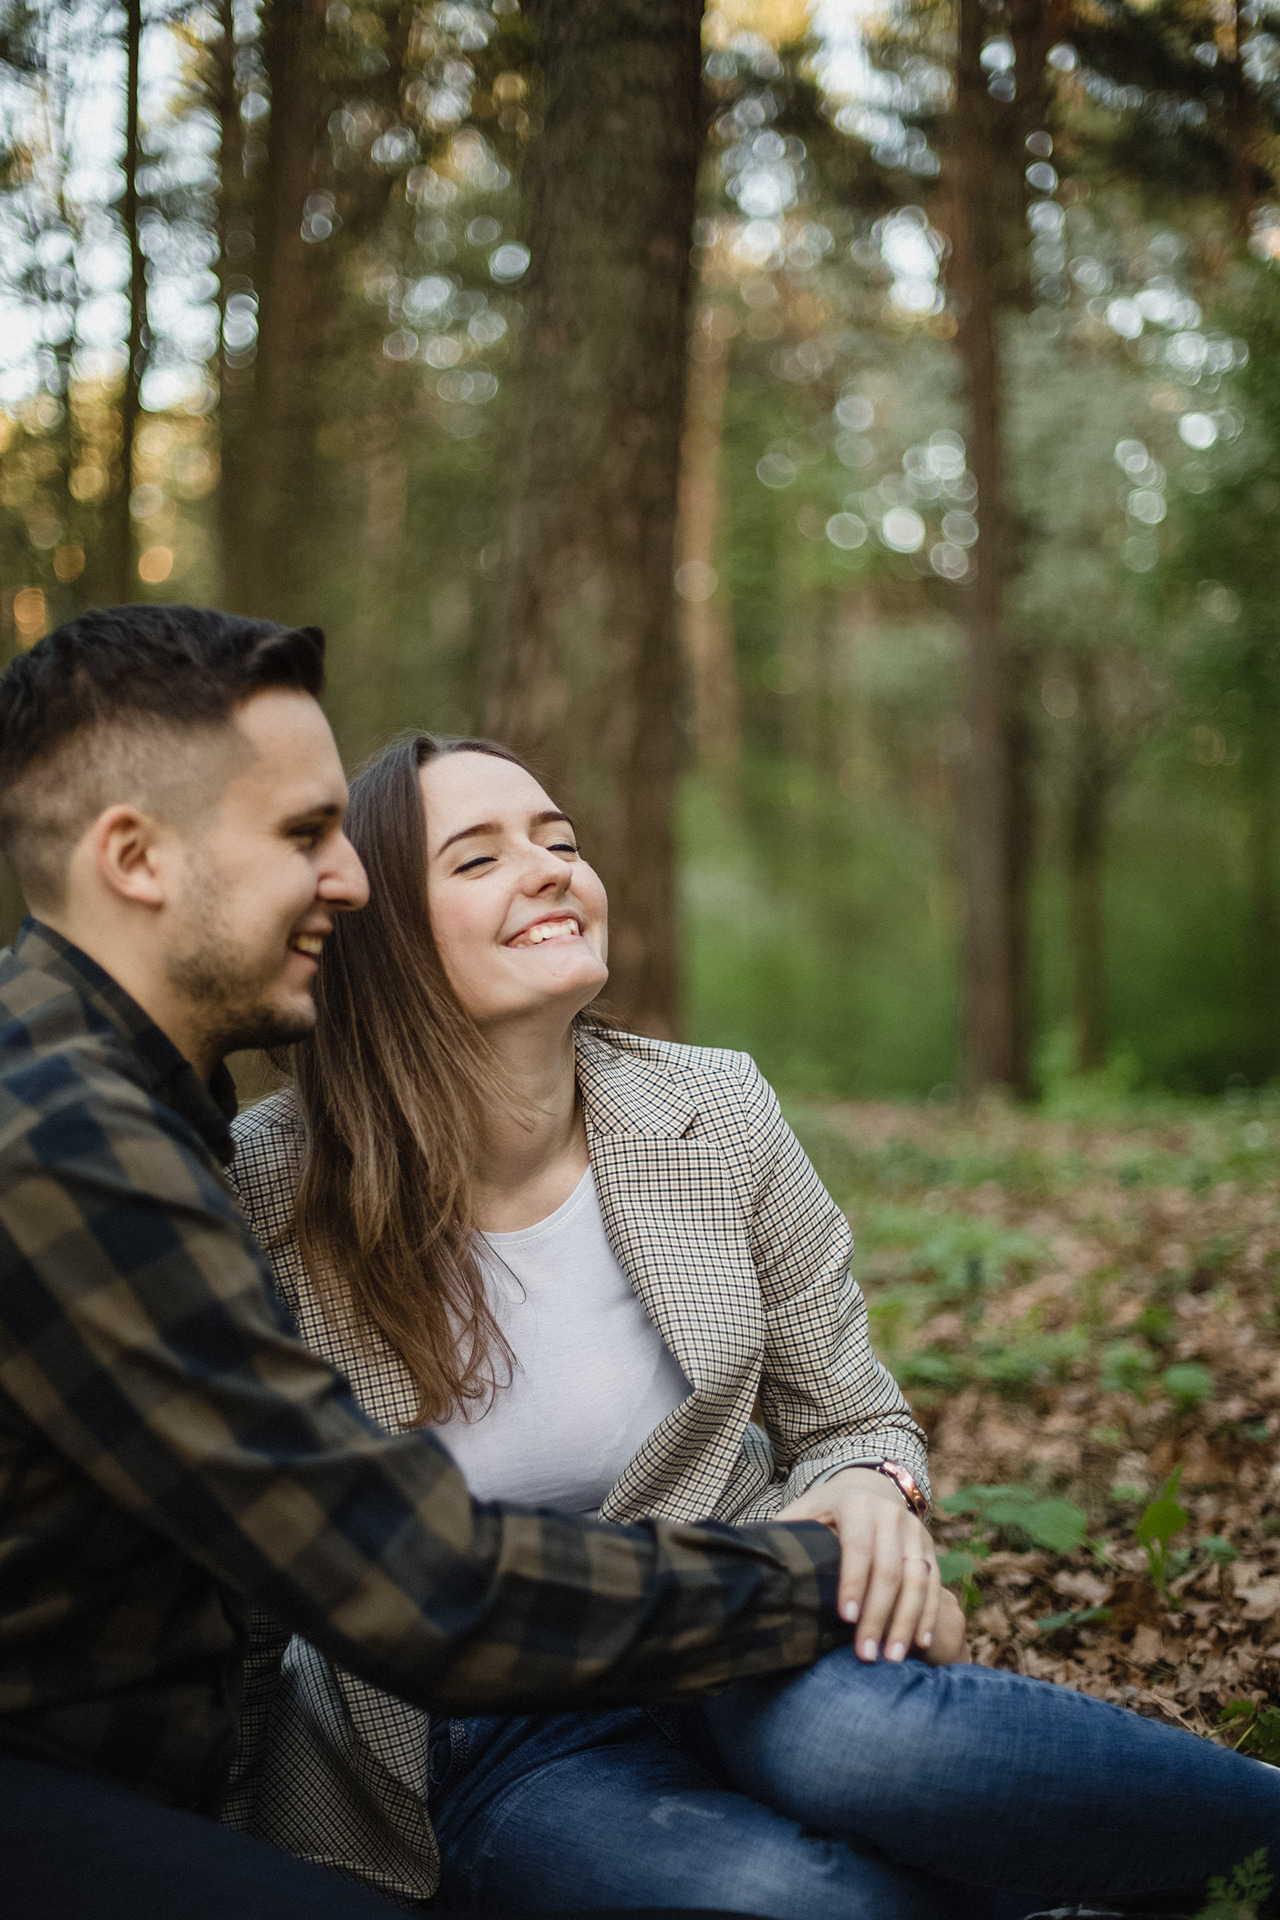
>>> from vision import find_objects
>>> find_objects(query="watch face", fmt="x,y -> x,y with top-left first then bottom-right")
881,1461 -> 929,1520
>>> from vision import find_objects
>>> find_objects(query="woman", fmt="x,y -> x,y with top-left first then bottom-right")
227,733 -> 1280,1919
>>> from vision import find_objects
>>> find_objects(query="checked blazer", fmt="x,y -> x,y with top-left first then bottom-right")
223,1028 -> 928,1897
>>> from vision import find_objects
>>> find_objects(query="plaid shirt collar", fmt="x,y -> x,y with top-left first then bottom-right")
14,917 -> 238,1165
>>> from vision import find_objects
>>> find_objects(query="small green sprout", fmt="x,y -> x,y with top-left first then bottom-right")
1134,1466 -> 1189,1599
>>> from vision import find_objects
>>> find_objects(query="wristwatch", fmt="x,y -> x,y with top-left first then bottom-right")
810,1458 -> 930,1522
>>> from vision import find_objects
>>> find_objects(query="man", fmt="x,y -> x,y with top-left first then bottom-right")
0,605 -> 844,1919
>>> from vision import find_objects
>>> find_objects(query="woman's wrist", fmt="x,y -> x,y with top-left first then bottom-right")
811,1459 -> 930,1522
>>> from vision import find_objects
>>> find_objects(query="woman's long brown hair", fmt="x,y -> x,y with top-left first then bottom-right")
291,731 -> 536,1426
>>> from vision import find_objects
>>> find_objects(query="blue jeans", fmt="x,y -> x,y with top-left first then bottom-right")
428,1649 -> 1280,1917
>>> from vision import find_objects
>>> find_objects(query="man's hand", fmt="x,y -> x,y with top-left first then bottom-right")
776,1468 -> 966,1666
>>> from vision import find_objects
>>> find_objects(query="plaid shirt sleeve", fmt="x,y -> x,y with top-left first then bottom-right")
0,1066 -> 845,1793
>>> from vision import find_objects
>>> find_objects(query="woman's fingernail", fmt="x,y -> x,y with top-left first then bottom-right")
920,1631 -> 932,1648
888,1642 -> 906,1663
841,1599 -> 859,1623
860,1639 -> 878,1661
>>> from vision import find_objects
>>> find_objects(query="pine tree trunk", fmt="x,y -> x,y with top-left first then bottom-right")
213,0 -> 250,604
235,0 -> 328,618
1246,759 -> 1280,1080
1067,650 -> 1108,1074
676,312 -> 738,776
484,0 -> 703,1038
1225,2 -> 1255,241
106,0 -> 144,606
949,0 -> 1022,1091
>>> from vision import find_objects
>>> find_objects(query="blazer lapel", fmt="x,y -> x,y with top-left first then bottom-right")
577,1036 -> 763,1522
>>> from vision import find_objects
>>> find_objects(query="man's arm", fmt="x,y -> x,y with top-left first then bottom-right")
0,1088 -> 844,1713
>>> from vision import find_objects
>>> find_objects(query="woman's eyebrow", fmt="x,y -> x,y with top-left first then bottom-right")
435,809 -> 575,856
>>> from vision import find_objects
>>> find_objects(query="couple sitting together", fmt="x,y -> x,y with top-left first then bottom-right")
0,604 -> 1276,1920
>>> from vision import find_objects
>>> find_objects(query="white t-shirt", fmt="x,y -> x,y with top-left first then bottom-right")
430,1167 -> 690,1513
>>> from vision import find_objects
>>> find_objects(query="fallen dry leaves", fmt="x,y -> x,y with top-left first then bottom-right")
794,1090 -> 1280,1740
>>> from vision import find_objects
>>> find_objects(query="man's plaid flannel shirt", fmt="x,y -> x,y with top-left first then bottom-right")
0,920 -> 845,1813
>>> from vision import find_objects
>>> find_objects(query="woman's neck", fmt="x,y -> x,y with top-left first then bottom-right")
473,1016 -> 588,1232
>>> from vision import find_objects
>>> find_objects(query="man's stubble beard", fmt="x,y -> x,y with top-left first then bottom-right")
165,870 -> 317,1064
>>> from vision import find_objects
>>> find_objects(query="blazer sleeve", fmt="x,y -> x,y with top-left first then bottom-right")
735,1058 -> 931,1512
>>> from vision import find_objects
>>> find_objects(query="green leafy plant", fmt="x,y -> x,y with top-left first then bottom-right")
1219,1701 -> 1280,1765
941,1484 -> 1090,1554
1135,1467 -> 1190,1599
975,1330 -> 1088,1397
1100,1338 -> 1157,1397
936,1548 -> 983,1613
1194,1847 -> 1273,1919
1162,1361 -> 1214,1408
1200,1534 -> 1239,1570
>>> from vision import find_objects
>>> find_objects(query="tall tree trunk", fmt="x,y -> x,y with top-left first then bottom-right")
342,444 -> 408,759
949,0 -> 1022,1091
675,310 -> 738,776
106,0 -> 144,605
1223,2 -> 1254,241
1246,753 -> 1280,1080
1067,649 -> 1108,1074
485,0 -> 704,1038
235,0 -> 328,618
213,0 -> 250,603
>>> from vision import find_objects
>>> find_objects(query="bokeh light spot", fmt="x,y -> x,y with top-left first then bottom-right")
882,507 -> 925,552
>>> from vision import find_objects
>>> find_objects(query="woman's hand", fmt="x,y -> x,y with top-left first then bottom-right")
775,1468 -> 966,1666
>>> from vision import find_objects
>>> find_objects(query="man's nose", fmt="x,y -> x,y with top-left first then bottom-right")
320,834 -> 370,910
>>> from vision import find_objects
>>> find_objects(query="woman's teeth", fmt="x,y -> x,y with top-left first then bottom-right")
516,920 -> 579,946
289,934 -> 324,956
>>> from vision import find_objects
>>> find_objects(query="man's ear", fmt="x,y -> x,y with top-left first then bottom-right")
86,804 -> 168,908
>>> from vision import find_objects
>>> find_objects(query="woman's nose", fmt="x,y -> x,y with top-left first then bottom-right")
521,846 -> 571,891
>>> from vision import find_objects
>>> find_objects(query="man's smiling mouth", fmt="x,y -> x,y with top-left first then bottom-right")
506,916 -> 582,949
288,933 -> 325,957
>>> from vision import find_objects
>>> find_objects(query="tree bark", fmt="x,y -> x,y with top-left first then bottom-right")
106,0 -> 144,605
1246,759 -> 1280,1081
212,0 -> 250,603
234,0 -> 328,618
675,310 -> 738,776
948,0 -> 1022,1091
1067,650 -> 1108,1074
1224,2 -> 1255,242
484,0 -> 704,1038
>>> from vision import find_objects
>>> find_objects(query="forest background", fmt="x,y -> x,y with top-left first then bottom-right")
16,0 -> 1280,1805
7,0 -> 1280,1105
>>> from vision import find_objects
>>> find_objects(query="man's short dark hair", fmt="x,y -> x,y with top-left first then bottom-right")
0,604 -> 326,910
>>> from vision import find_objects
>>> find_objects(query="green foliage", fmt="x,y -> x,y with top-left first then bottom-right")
936,1548 -> 983,1614
1134,1467 -> 1190,1598
1199,1535 -> 1239,1569
1162,1361 -> 1214,1408
941,1485 -> 1090,1555
1220,1702 -> 1280,1765
1100,1339 -> 1157,1397
1194,1847 -> 1274,1920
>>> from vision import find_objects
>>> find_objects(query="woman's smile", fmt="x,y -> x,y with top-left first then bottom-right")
505,914 -> 583,949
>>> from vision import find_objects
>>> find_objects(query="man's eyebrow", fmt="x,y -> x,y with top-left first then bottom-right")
281,800 -> 346,829
436,809 -> 575,856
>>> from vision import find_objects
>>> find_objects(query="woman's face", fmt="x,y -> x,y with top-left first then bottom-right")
421,750 -> 609,1030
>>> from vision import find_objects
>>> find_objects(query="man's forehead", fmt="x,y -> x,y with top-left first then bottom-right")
226,688 -> 347,814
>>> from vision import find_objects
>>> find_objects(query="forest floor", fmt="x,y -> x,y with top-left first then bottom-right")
790,1086 -> 1280,1756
